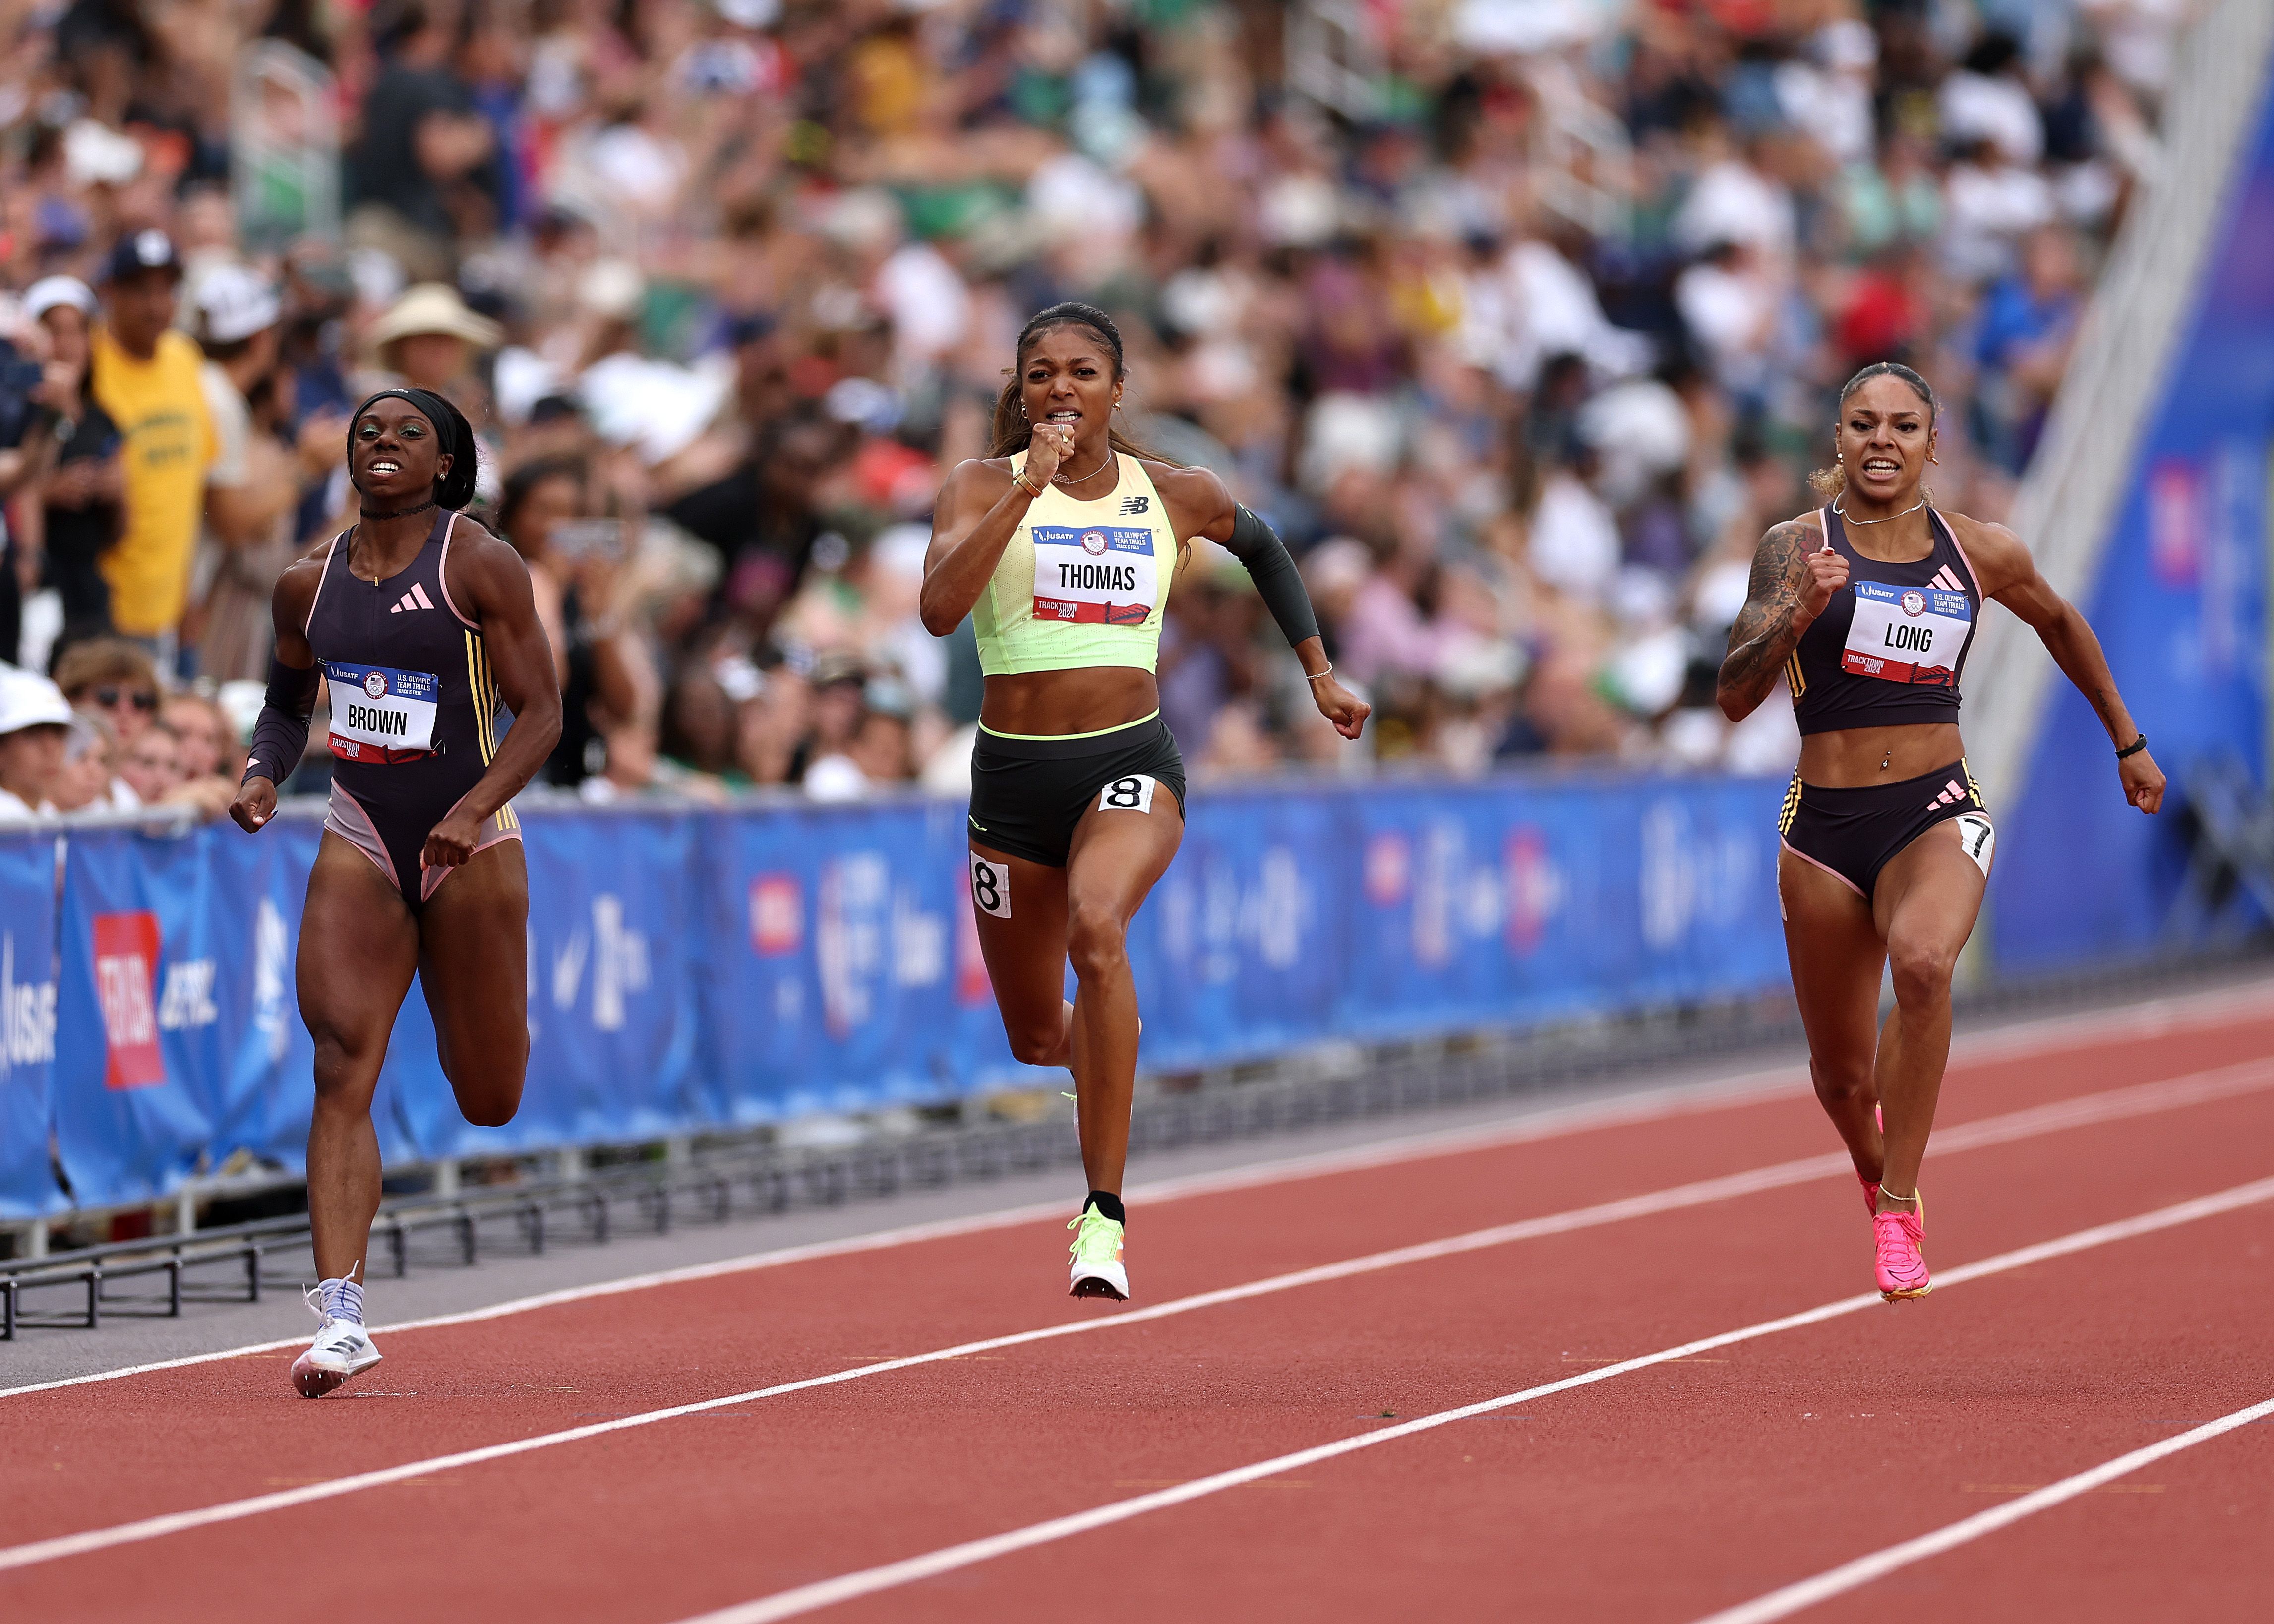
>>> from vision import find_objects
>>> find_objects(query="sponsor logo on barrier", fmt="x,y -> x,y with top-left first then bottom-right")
1363,832 -> 1409,905
1504,827 -> 1562,955
1640,800 -> 1758,950
550,893 -> 651,1032
815,853 -> 948,1037
156,959 -> 219,1030
749,874 -> 802,956
252,898 -> 293,1064
91,911 -> 165,1089
1,932 -> 59,1075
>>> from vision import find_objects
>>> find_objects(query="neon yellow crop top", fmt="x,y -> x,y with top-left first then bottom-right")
971,452 -> 1181,677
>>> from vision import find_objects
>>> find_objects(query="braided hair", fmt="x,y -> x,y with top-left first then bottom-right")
1810,362 -> 1938,500
989,301 -> 1170,465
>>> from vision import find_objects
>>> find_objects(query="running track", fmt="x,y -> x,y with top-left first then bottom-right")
3,987 -> 2271,1622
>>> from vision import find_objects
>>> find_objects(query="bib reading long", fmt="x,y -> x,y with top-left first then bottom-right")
971,452 -> 1181,676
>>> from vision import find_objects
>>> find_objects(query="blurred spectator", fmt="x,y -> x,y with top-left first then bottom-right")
191,265 -> 323,681
494,457 -> 647,786
54,636 -> 160,807
117,716 -> 182,804
89,231 -> 214,663
1974,225 -> 2087,471
16,277 -> 127,661
365,282 -> 502,398
0,666 -> 73,818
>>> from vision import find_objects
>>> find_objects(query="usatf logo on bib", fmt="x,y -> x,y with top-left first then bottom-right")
1843,581 -> 1972,687
324,660 -> 441,763
1031,524 -> 1157,627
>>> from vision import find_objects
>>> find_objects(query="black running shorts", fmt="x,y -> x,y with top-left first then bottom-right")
967,713 -> 1187,869
1778,759 -> 1993,901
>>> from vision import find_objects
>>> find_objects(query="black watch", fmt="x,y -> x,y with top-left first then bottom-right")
2115,733 -> 2148,760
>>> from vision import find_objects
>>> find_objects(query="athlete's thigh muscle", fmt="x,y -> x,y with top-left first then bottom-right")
298,832 -> 421,1103
1064,782 -> 1184,926
969,841 -> 1071,1051
1871,821 -> 1987,960
1779,848 -> 1883,1072
418,839 -> 531,1118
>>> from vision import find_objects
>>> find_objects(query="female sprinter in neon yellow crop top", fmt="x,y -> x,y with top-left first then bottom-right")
923,302 -> 1370,1301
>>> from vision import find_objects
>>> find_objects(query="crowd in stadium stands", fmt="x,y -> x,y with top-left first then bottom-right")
0,0 -> 2188,819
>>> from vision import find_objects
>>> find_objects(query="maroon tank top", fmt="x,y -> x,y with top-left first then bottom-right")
303,510 -> 502,804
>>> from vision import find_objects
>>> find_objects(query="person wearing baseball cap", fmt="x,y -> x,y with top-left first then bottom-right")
90,228 -> 218,658
194,264 -> 324,681
0,665 -> 74,819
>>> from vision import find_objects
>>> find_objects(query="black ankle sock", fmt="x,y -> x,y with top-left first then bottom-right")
1084,1190 -> 1125,1225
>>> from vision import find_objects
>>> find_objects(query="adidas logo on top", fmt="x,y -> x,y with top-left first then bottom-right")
391,583 -> 436,614
1929,566 -> 1963,594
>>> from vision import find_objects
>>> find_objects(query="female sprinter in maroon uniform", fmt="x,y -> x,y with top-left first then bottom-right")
1718,362 -> 2163,1300
924,303 -> 1369,1299
232,389 -> 560,1394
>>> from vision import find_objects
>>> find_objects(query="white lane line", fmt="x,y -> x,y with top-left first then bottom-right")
5,981 -> 2267,1402
659,1176 -> 2274,1624
1687,1396 -> 2274,1624
0,1066 -> 2268,1578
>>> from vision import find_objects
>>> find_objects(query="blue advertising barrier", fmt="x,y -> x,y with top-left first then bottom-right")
1,769 -> 1794,1213
0,836 -> 61,1219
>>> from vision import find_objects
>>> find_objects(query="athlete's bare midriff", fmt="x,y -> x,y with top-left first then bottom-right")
1799,721 -> 1965,787
980,666 -> 1160,736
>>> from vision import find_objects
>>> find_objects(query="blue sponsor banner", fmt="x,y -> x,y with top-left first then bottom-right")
25,770 -> 1799,1210
53,827 -> 225,1206
697,800 -> 994,1122
199,819 -> 323,1172
0,834 -> 63,1217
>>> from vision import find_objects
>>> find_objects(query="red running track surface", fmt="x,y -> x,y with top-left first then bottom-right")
2,991 -> 2271,1623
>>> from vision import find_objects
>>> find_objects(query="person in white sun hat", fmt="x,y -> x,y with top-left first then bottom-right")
0,665 -> 74,819
365,282 -> 502,397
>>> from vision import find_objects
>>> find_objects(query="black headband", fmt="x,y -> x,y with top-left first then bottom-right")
350,387 -> 478,510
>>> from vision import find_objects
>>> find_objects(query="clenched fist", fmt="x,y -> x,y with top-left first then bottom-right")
1799,541 -> 1850,621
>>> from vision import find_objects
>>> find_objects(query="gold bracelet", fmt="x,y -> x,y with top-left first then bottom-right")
1012,470 -> 1042,500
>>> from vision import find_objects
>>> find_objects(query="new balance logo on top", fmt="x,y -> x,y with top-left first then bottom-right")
1929,566 -> 1964,594
390,583 -> 436,614
1118,495 -> 1149,516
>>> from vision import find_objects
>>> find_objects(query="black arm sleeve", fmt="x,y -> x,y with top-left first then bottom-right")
1222,504 -> 1320,649
242,657 -> 320,787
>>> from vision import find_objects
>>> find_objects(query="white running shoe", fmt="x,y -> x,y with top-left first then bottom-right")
293,1287 -> 382,1398
1067,1207 -> 1129,1301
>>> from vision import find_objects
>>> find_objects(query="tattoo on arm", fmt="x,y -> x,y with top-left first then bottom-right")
1718,521 -> 1815,708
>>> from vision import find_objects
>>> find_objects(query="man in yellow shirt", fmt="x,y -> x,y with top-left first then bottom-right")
92,230 -> 215,660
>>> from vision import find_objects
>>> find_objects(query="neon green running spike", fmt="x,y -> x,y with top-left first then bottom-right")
1067,1206 -> 1128,1301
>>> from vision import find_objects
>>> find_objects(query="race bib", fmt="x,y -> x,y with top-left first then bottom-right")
1097,774 -> 1158,815
324,661 -> 439,763
1842,582 -> 1972,687
1953,811 -> 1995,878
970,855 -> 1011,919
1031,525 -> 1157,627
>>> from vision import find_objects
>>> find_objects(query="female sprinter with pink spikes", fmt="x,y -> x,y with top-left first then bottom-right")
1717,362 -> 2163,1301
923,302 -> 1369,1300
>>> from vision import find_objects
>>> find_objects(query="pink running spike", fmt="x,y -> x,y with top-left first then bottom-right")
1859,1174 -> 1881,1216
1874,1199 -> 1930,1299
